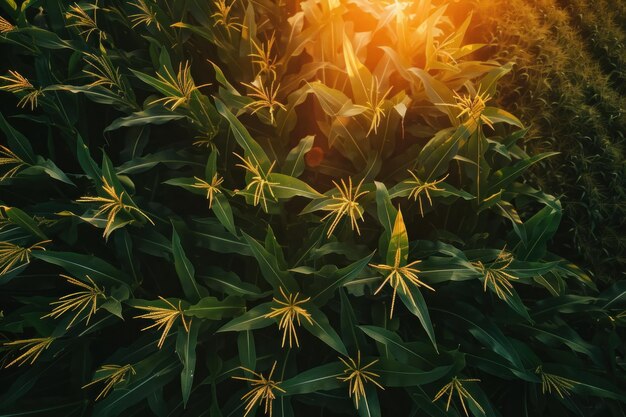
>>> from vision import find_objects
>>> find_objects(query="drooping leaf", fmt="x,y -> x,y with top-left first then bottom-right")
487,152 -> 559,195
268,173 -> 323,200
32,251 -> 132,287
410,68 -> 458,125
0,112 -> 35,163
31,156 -> 74,185
117,150 -> 202,175
3,206 -> 47,240
283,135 -> 315,177
105,107 -> 187,132
303,305 -> 348,356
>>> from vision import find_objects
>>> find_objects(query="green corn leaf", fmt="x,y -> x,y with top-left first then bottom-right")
3,206 -> 47,240
374,181 -> 396,238
198,267 -> 265,299
417,126 -> 471,181
487,152 -> 559,195
214,98 -> 271,171
130,69 -> 180,100
339,289 -> 367,352
217,303 -> 273,332
48,84 -> 132,108
500,286 -> 533,323
14,26 -> 75,49
176,321 -> 199,408
283,135 -> 314,177
434,303 -> 524,371
531,295 -> 598,319
267,173 -> 323,200
0,112 -> 35,164
172,226 -> 207,302
32,250 -> 132,287
398,286 -> 437,351
276,85 -> 313,139
415,257 -> 477,283
92,353 -> 179,417
208,60 -> 239,95
211,193 -> 237,236
281,362 -> 344,395
310,252 -> 374,305
117,150 -> 202,175
241,232 -> 298,292
114,230 -> 139,284
303,305 -> 348,356
100,285 -> 130,319
134,229 -> 172,259
359,325 -> 433,364
515,204 -> 562,261
264,226 -> 287,269
518,322 -> 601,363
76,134 -> 102,182
104,107 -> 187,132
237,331 -> 256,371
184,296 -> 245,319
193,220 -> 251,256
372,359 -> 452,387
101,155 -> 143,215
357,384 -> 381,417
462,128 -> 489,202
273,397 -> 294,417
170,22 -> 223,49
482,107 -> 523,128
466,350 -> 538,382
31,156 -> 74,185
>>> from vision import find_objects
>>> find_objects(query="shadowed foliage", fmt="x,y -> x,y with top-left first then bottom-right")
0,1 -> 625,417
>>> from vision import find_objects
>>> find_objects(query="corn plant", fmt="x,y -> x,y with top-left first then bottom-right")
0,1 -> 625,417
475,0 -> 626,286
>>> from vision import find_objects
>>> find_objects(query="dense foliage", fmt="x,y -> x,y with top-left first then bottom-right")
475,0 -> 626,284
0,1 -> 624,416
